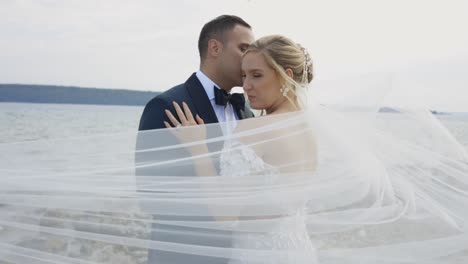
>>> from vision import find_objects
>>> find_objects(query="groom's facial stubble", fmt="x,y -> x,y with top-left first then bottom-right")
218,25 -> 255,91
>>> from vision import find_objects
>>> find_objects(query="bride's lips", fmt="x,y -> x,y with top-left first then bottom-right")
247,95 -> 255,101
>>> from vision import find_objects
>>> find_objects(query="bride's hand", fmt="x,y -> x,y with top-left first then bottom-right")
164,102 -> 207,151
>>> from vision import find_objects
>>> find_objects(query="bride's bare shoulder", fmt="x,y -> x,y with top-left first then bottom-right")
235,112 -> 300,132
235,111 -> 316,153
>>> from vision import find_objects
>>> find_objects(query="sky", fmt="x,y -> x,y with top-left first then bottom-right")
1,0 -> 467,111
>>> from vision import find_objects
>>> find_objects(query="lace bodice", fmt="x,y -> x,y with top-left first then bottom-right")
219,140 -> 317,264
220,140 -> 280,178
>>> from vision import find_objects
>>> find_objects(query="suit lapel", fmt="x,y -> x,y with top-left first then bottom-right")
184,73 -> 218,124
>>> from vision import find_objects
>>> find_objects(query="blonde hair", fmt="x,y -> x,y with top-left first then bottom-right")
243,35 -> 313,109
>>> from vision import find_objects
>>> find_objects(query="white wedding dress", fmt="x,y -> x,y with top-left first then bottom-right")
220,139 -> 318,264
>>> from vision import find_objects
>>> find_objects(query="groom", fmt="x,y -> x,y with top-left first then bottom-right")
138,15 -> 255,131
137,15 -> 255,264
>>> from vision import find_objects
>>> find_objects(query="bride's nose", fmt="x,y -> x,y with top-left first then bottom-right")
243,78 -> 253,90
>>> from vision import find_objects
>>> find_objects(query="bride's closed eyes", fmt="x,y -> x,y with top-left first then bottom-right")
242,70 -> 264,80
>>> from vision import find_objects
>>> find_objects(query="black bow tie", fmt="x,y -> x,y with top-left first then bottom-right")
214,86 -> 245,111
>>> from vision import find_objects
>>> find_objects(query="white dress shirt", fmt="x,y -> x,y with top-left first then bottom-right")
195,70 -> 239,123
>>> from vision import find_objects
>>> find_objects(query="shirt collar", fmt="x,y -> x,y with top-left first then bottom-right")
196,70 -> 222,100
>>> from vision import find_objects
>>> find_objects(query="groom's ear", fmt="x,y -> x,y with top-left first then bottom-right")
207,39 -> 222,57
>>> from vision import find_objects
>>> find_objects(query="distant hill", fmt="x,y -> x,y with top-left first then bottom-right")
0,84 -> 160,106
430,110 -> 450,115
380,107 -> 450,115
324,105 -> 450,115
379,107 -> 401,113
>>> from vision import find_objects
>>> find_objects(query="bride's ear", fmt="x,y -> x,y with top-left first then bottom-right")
208,39 -> 222,57
285,68 -> 294,79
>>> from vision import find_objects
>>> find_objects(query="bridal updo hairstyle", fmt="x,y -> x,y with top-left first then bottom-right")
243,35 -> 313,109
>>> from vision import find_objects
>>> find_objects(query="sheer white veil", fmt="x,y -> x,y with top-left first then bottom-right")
1,72 -> 468,263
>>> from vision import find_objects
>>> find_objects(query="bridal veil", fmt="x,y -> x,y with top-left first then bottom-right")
1,73 -> 468,263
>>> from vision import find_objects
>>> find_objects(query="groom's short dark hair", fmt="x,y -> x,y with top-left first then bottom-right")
198,15 -> 251,60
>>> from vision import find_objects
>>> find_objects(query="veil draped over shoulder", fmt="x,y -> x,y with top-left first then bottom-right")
1,73 -> 468,263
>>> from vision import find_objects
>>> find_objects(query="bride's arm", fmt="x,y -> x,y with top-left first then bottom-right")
164,101 -> 217,176
165,102 -> 238,222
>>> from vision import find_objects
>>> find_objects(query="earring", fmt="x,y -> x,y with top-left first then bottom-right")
280,85 -> 289,97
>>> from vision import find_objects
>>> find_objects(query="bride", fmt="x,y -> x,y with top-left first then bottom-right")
164,34 -> 319,263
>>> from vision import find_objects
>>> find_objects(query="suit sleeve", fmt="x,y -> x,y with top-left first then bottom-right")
135,96 -> 176,178
138,97 -> 171,131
